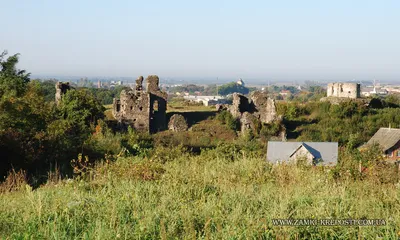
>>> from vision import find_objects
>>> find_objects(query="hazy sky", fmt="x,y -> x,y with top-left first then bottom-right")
1,0 -> 399,81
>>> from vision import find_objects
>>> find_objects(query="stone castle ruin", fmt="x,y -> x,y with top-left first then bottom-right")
55,82 -> 71,105
113,75 -> 167,133
168,114 -> 188,132
327,82 -> 360,99
228,91 -> 281,136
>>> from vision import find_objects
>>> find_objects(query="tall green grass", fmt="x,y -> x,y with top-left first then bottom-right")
1,150 -> 400,239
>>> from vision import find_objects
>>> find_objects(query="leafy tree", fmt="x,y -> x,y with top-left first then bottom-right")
218,82 -> 249,95
0,53 -> 52,176
36,79 -> 57,102
57,89 -> 105,130
216,110 -> 239,131
0,51 -> 30,99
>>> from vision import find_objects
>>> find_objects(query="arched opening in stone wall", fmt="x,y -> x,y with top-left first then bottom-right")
153,100 -> 159,113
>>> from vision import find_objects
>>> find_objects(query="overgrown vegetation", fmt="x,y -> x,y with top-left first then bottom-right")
0,51 -> 105,179
278,98 -> 400,145
1,144 -> 399,239
2,52 -> 400,238
217,82 -> 249,95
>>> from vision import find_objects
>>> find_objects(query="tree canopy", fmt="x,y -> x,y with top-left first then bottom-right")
0,51 -> 30,99
218,82 -> 249,95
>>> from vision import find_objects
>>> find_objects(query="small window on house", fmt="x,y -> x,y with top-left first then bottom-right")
397,151 -> 400,157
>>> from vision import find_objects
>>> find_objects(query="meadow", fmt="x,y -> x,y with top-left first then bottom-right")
1,144 -> 400,239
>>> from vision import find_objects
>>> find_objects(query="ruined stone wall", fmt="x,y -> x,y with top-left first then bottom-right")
146,75 -> 167,133
229,93 -> 251,119
228,91 -> 281,136
229,91 -> 278,124
327,83 -> 360,99
55,82 -> 71,105
112,75 -> 167,133
168,114 -> 188,132
250,91 -> 278,124
113,89 -> 151,132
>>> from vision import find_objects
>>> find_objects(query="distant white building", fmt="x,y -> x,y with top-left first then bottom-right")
361,87 -> 388,97
237,78 -> 245,86
361,80 -> 388,97
183,95 -> 228,106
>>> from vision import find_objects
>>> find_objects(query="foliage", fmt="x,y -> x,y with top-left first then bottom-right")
57,88 -> 105,126
125,127 -> 154,157
35,79 -> 57,102
0,51 -> 30,99
89,85 -> 129,105
278,100 -> 400,147
0,52 -> 109,178
218,82 -> 249,95
215,110 -> 240,131
168,84 -> 205,95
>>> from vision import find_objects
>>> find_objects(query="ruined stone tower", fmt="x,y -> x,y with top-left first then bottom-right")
112,75 -> 167,133
55,82 -> 71,105
327,83 -> 360,99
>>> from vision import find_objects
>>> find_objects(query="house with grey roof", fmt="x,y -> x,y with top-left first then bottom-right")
267,141 -> 338,166
362,127 -> 400,161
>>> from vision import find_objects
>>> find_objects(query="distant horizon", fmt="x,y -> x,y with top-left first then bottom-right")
30,73 -> 400,86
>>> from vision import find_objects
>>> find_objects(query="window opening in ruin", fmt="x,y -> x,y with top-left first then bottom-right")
331,86 -> 334,94
153,100 -> 159,113
130,106 -> 133,110
116,103 -> 120,112
348,91 -> 351,94
139,107 -> 143,111
341,87 -> 343,92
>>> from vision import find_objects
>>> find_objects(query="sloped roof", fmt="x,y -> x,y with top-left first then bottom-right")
267,141 -> 338,166
289,143 -> 323,159
366,128 -> 400,151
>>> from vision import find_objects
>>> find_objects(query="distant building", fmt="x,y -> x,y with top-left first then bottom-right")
362,127 -> 400,161
237,78 -> 245,86
327,83 -> 360,99
361,86 -> 388,97
267,141 -> 338,166
279,90 -> 291,96
384,87 -> 400,94
183,95 -> 228,106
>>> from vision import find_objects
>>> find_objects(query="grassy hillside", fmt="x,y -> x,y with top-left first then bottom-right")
1,150 -> 400,239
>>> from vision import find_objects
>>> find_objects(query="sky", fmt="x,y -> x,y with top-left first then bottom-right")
1,0 -> 400,82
